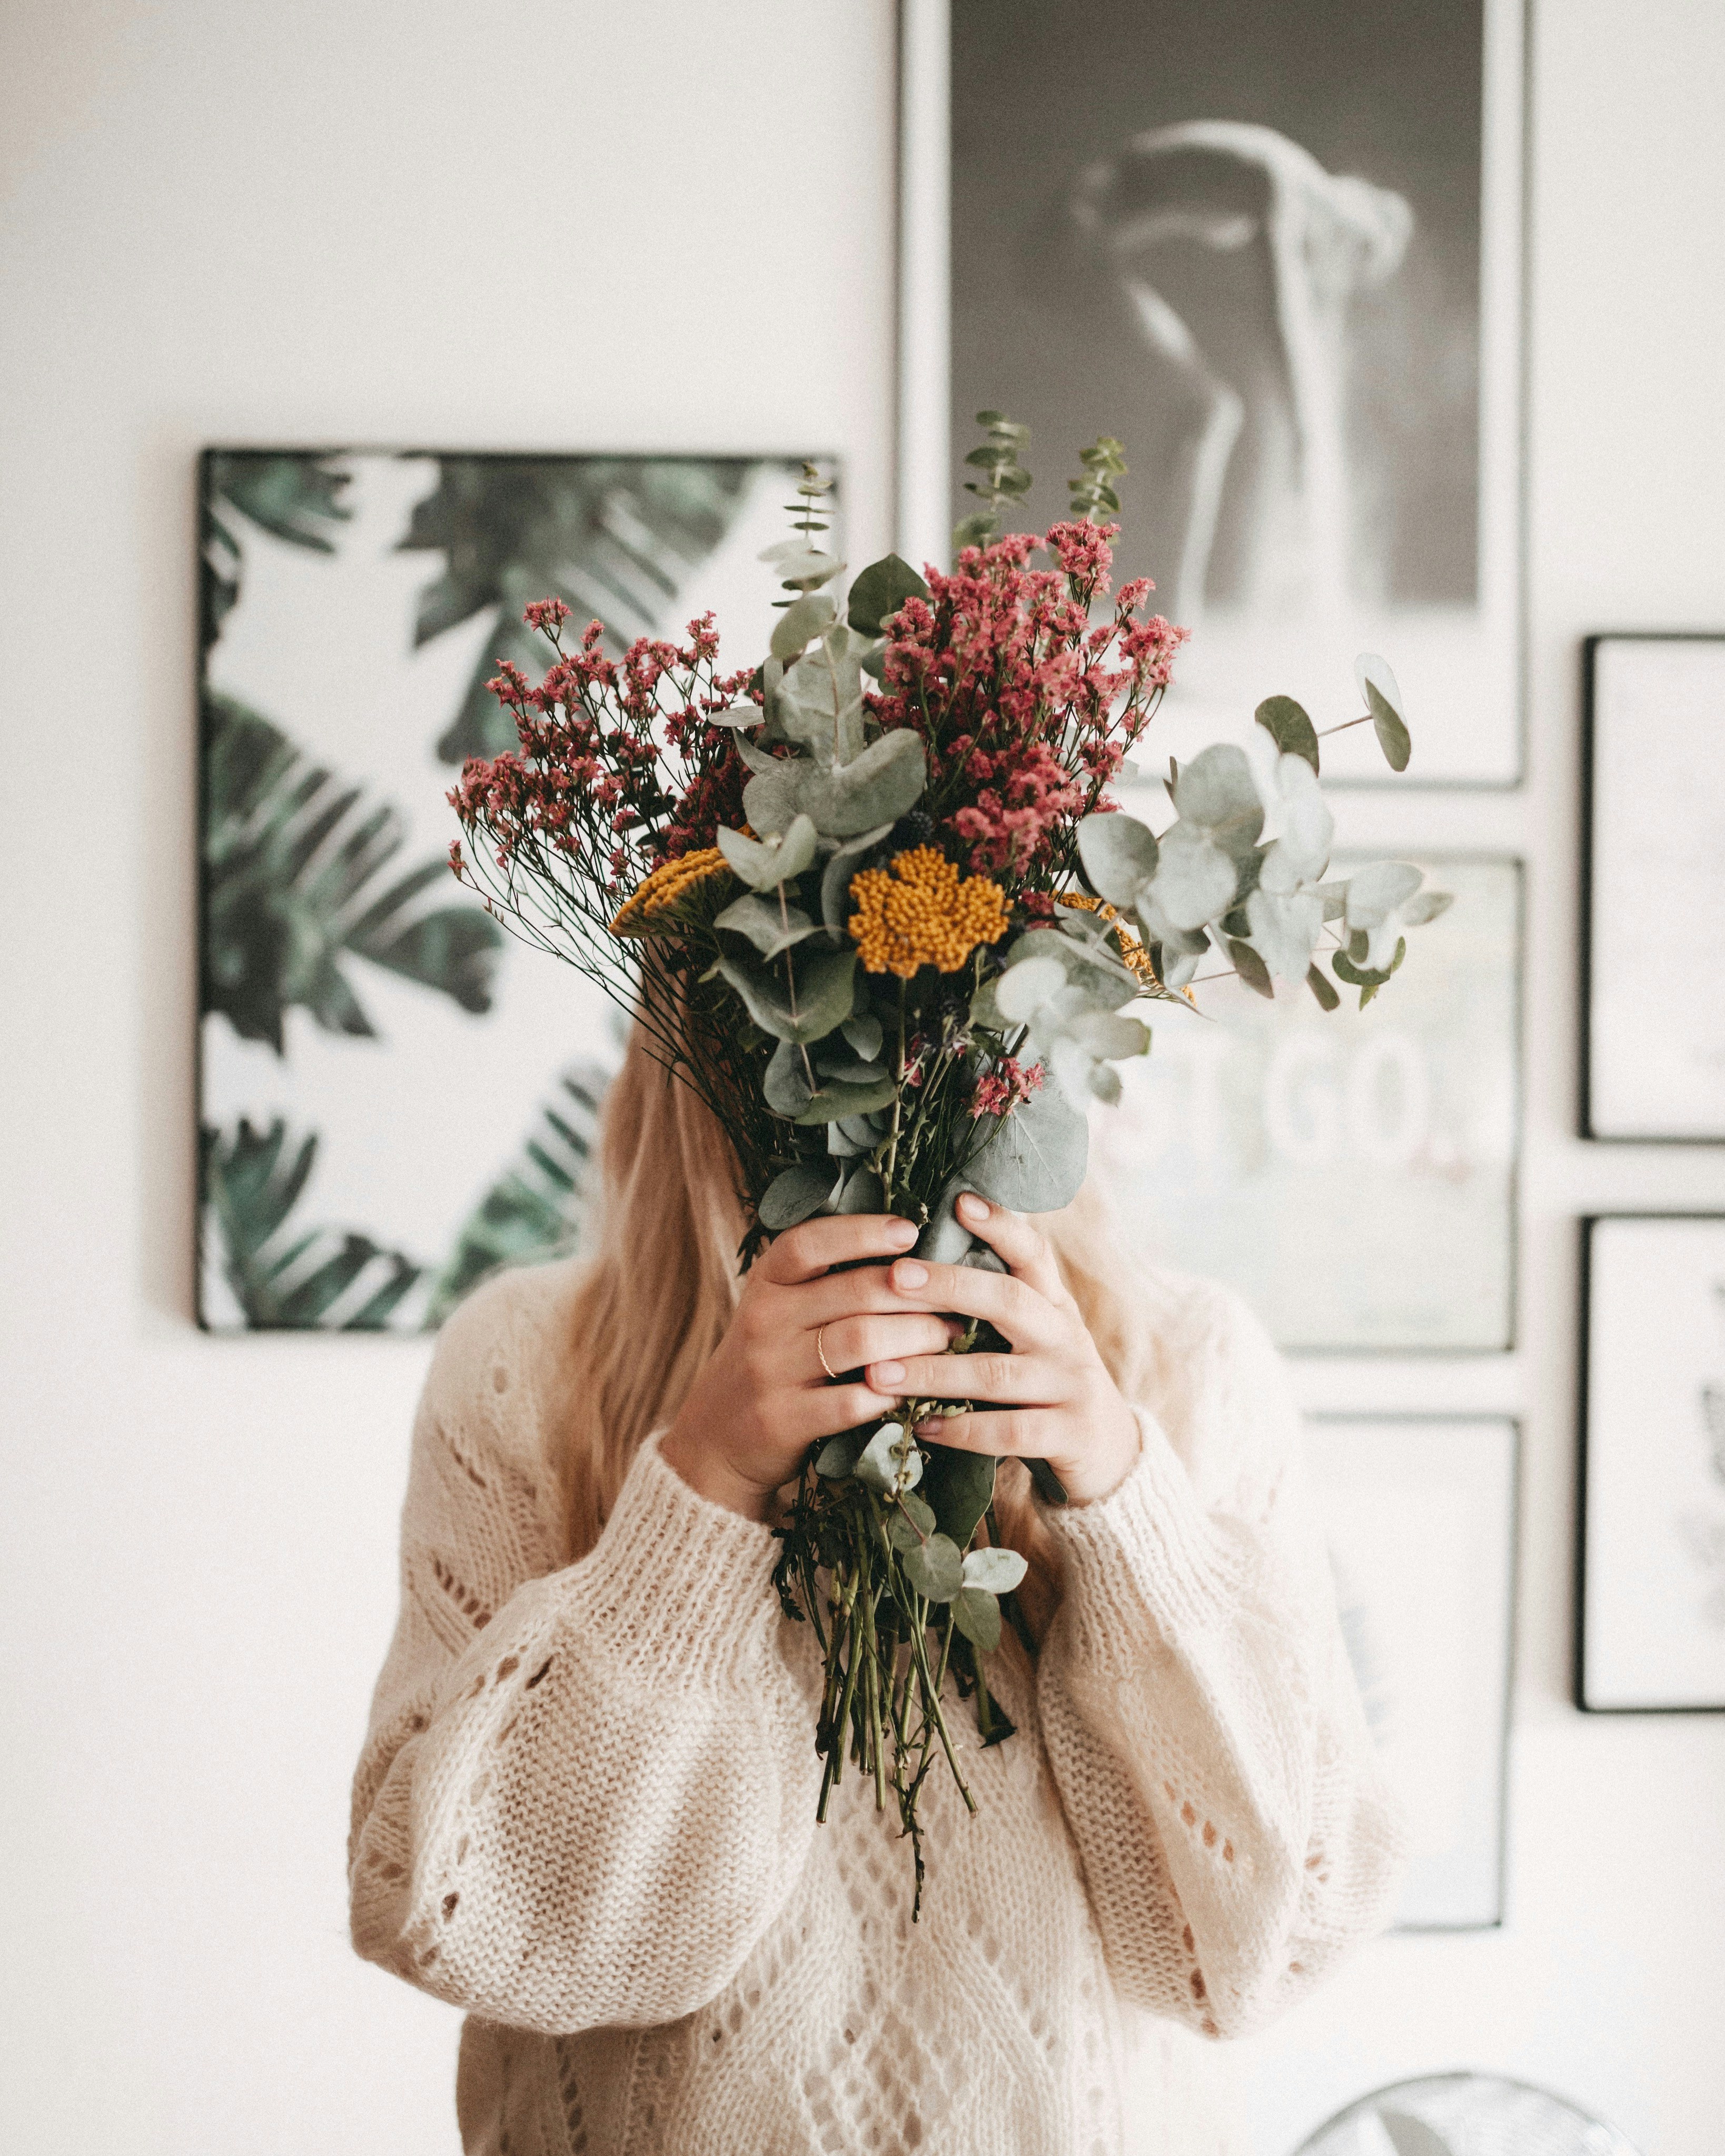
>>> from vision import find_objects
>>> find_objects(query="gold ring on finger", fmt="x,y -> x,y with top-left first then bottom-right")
815,1325 -> 839,1383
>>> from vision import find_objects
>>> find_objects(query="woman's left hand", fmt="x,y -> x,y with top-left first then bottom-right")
865,1191 -> 1142,1506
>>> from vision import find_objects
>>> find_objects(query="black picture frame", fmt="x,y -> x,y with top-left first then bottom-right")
1576,1214 -> 1725,1714
1579,632 -> 1725,1142
1307,1413 -> 1520,1930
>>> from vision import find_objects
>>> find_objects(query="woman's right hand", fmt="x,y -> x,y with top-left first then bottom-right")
660,1215 -> 959,1523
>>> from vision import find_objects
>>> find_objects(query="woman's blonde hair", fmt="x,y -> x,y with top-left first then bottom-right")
558,1021 -> 1147,1642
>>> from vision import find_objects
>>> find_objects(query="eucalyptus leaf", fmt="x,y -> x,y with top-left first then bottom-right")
964,1077 -> 1089,1212
1077,811 -> 1159,908
903,1532 -> 964,1603
957,1545 -> 1024,1596
1305,962 -> 1341,1012
842,1012 -> 884,1060
1227,937 -> 1275,999
708,703 -> 766,730
995,954 -> 1067,1023
1171,743 -> 1264,856
950,1585 -> 1002,1652
836,1166 -> 886,1214
854,1420 -> 922,1496
815,1427 -> 869,1478
801,726 -> 927,836
1007,927 -> 1138,1009
716,814 -> 819,891
1254,694 -> 1320,771
1245,888 -> 1323,981
758,1161 -> 841,1229
715,945 -> 857,1044
820,820 -> 895,932
1402,889 -> 1454,927
767,548 -> 844,591
1152,824 -> 1238,931
1365,681 -> 1412,772
885,1490 -> 938,1552
796,1075 -> 898,1122
1344,860 -> 1424,928
777,628 -> 869,767
847,552 -> 931,634
713,891 -> 820,959
764,1038 -> 815,1118
770,592 -> 837,660
1067,1009 -> 1151,1061
918,1445 -> 998,1547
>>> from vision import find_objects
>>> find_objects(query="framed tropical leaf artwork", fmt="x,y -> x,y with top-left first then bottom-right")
197,448 -> 826,1331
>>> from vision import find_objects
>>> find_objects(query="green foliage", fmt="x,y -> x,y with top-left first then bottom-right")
398,455 -> 760,761
847,553 -> 930,635
425,1065 -> 608,1326
1067,434 -> 1128,522
202,691 -> 503,1052
201,1117 -> 421,1329
953,410 -> 1033,553
201,451 -> 352,650
1255,693 -> 1321,772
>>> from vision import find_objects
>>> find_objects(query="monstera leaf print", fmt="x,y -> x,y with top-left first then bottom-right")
200,451 -> 353,651
202,690 -> 503,1052
426,1063 -> 609,1325
201,1117 -> 423,1329
397,456 -> 759,761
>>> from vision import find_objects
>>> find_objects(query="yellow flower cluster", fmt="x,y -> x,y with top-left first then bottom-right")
848,847 -> 1010,978
1056,890 -> 1165,990
608,847 -> 730,935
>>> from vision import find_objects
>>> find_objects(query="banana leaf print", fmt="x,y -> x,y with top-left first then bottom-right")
396,456 -> 759,762
426,1064 -> 610,1325
201,1117 -> 422,1329
200,451 -> 353,651
202,690 -> 503,1052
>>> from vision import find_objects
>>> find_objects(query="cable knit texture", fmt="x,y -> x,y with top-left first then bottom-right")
348,1257 -> 1406,2155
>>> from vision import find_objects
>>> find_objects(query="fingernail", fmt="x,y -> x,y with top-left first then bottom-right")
887,1218 -> 918,1247
892,1259 -> 929,1290
957,1191 -> 989,1220
913,1416 -> 944,1436
874,1360 -> 906,1387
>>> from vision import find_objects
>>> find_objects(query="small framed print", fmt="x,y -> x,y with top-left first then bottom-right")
1582,633 -> 1725,1140
1306,1416 -> 1519,1930
1578,1216 -> 1725,1713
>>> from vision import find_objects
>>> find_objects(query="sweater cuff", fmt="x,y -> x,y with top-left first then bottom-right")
1043,1404 -> 1250,1670
547,1429 -> 787,1683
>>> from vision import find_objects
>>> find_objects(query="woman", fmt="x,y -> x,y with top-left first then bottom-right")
348,1026 -> 1406,2154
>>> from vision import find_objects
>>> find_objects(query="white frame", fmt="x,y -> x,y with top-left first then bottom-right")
1582,633 -> 1725,1141
897,0 -> 1528,787
1578,1215 -> 1725,1713
1306,1415 -> 1520,1930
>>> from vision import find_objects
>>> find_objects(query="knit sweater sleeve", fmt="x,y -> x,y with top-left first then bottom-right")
346,1268 -> 822,2035
1034,1279 -> 1407,2040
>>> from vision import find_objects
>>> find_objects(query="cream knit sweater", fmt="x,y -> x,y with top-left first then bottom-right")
349,1256 -> 1405,2156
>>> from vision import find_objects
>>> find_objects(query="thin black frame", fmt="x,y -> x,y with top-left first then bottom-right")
1579,632 -> 1725,1142
194,443 -> 838,1333
1575,1213 -> 1725,1714
1279,849 -> 1525,1360
894,0 -> 1535,791
1310,1410 -> 1521,1932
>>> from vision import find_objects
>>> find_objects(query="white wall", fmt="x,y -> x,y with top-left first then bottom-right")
1,3 -> 1721,2152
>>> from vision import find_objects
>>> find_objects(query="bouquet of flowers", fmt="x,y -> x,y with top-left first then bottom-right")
449,420 -> 1448,1910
